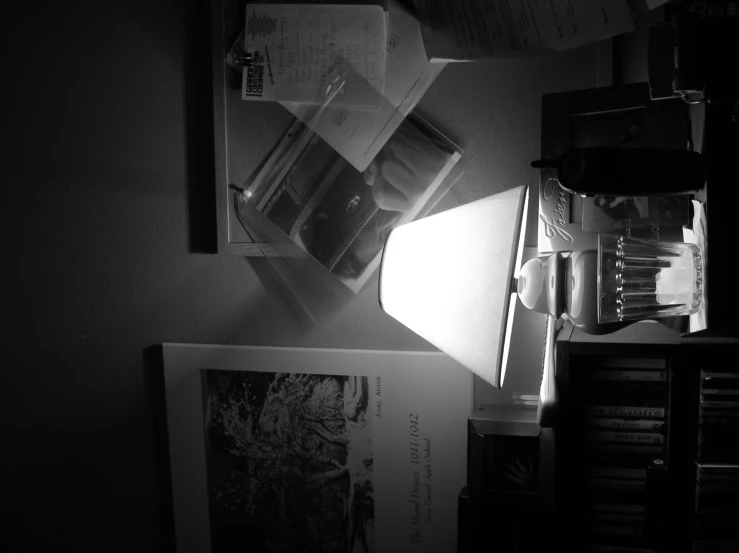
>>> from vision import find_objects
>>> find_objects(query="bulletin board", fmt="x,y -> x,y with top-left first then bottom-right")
211,0 -> 613,256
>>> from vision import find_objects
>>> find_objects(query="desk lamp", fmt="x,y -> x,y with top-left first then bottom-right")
378,184 -> 620,426
378,185 -> 530,391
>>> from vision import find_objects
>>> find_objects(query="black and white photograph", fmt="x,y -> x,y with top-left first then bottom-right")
244,113 -> 461,293
201,369 -> 375,553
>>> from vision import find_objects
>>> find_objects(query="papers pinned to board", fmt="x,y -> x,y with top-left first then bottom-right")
241,3 -> 387,109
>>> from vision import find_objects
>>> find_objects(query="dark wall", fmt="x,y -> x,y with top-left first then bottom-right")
5,1 -> 601,551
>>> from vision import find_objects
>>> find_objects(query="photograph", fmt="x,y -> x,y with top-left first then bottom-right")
201,369 -> 375,553
581,194 -> 691,238
244,113 -> 461,293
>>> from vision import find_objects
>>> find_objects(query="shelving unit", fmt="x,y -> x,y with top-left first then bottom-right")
554,328 -> 739,552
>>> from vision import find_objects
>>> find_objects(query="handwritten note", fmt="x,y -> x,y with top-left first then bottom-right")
242,3 -> 386,108
416,0 -> 634,61
280,0 -> 446,171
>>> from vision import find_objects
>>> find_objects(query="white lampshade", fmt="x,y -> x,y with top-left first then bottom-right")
379,185 -> 529,388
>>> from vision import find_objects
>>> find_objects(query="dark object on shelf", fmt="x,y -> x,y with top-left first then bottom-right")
467,406 -> 555,508
531,148 -> 706,197
649,10 -> 739,106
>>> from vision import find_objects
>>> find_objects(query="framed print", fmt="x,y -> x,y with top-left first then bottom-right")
163,344 -> 472,552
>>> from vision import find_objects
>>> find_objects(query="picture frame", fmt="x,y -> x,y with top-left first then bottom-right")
163,343 -> 472,553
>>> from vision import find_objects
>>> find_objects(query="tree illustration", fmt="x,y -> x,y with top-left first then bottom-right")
204,370 -> 374,552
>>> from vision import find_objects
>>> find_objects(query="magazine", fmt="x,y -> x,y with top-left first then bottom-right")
239,113 -> 462,294
163,344 -> 473,553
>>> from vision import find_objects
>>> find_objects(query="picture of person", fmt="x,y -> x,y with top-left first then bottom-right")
593,196 -> 645,221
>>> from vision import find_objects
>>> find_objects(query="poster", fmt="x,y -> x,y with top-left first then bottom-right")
164,344 -> 473,553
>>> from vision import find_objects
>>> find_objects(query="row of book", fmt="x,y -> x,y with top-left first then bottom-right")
577,356 -> 669,553
692,369 -> 739,553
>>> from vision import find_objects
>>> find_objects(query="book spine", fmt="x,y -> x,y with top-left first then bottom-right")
700,370 -> 739,380
596,357 -> 668,369
587,444 -> 664,456
586,546 -> 658,553
700,399 -> 739,409
586,382 -> 666,407
588,502 -> 646,515
587,431 -> 665,445
587,369 -> 666,382
588,523 -> 644,537
588,467 -> 647,480
587,511 -> 646,525
587,418 -> 665,431
587,406 -> 666,419
701,388 -> 739,396
586,478 -> 647,491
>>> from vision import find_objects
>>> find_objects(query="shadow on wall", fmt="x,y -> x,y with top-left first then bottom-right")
142,345 -> 177,553
244,255 -> 355,334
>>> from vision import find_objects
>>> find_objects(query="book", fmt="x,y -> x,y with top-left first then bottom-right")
702,389 -> 739,396
241,3 -> 386,108
585,546 -> 657,553
586,370 -> 666,382
585,382 -> 667,408
587,419 -> 664,432
586,431 -> 665,445
238,112 -> 462,294
701,370 -> 739,381
586,478 -> 647,491
587,511 -> 646,525
587,406 -> 665,419
597,357 -> 667,369
588,502 -> 646,515
588,467 -> 648,480
587,444 -> 664,456
163,345 -> 472,553
700,399 -> 739,409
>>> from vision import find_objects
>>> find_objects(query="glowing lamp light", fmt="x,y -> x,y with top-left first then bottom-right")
379,186 -> 529,388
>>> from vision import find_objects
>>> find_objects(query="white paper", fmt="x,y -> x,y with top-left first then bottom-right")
281,2 -> 447,171
241,3 -> 386,108
684,200 -> 707,333
416,0 -> 634,61
164,344 -> 472,553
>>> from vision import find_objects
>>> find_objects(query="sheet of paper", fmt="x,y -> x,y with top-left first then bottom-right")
241,3 -> 386,108
416,0 -> 634,61
280,1 -> 446,171
684,200 -> 706,333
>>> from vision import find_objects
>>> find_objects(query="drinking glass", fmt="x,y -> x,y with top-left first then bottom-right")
597,234 -> 703,323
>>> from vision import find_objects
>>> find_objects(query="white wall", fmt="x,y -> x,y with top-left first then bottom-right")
5,1 -> 607,550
